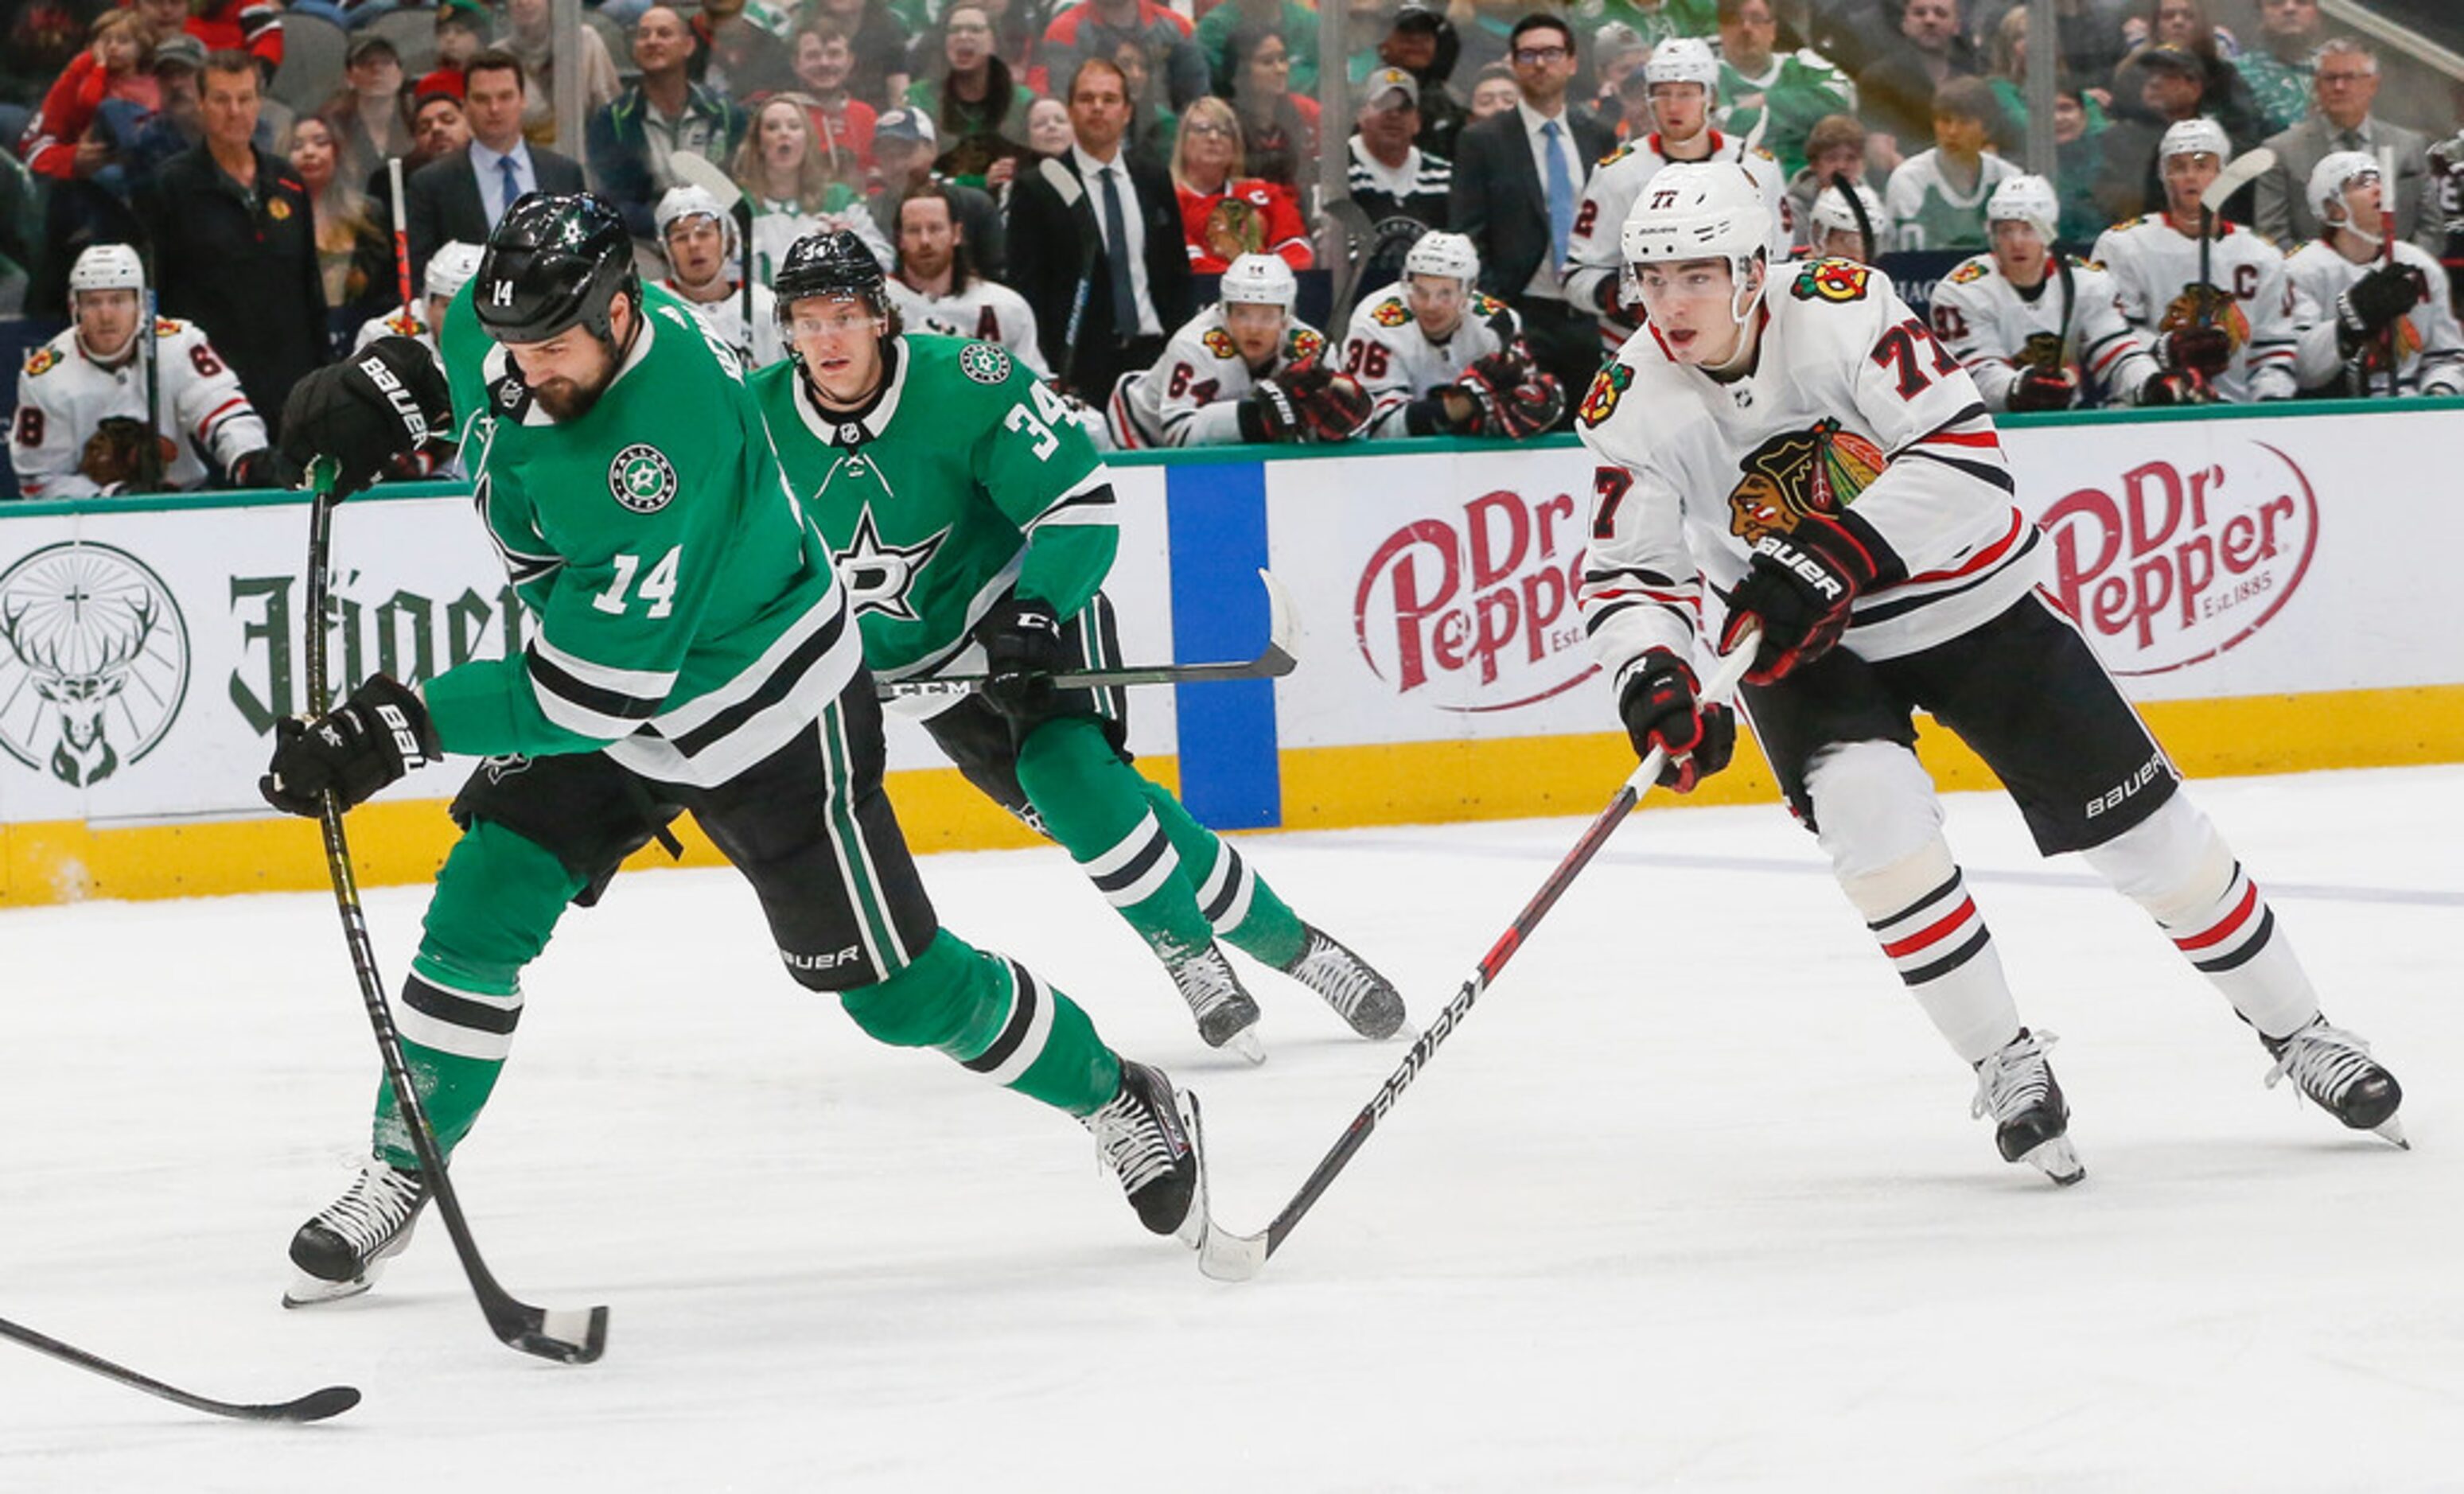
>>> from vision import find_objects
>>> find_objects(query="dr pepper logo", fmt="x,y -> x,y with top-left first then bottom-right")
1353,488 -> 1595,712
2040,441 -> 2317,675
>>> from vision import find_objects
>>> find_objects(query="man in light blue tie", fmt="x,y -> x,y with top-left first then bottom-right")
403,51 -> 589,286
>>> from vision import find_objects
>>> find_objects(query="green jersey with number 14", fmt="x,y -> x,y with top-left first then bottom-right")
751,334 -> 1118,679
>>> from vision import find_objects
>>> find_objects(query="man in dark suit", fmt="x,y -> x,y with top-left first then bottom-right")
2255,38 -> 2439,254
1005,56 -> 1194,402
404,50 -> 586,283
1446,14 -> 1613,425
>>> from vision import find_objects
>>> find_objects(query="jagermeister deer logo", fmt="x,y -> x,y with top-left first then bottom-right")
1726,419 -> 1889,546
0,542 -> 190,787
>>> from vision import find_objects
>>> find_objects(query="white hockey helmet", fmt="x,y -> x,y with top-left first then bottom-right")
1642,36 -> 1719,93
1809,181 -> 1886,243
2158,116 -> 2230,165
1984,173 -> 2061,244
1621,161 -> 1772,268
1219,252 -> 1298,309
68,243 -> 146,300
655,184 -> 736,255
1403,231 -> 1479,290
425,239 -> 486,301
2306,148 -> 2380,229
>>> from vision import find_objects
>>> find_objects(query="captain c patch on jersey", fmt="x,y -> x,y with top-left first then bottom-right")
1726,419 -> 1889,544
609,443 -> 679,513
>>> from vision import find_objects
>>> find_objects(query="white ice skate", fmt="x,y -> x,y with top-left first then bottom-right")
1972,1029 -> 2084,1186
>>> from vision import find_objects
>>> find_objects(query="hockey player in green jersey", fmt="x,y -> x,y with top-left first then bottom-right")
262,194 -> 1208,1307
751,230 -> 1407,1064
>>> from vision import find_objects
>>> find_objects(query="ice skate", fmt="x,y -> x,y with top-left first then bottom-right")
1971,1029 -> 2083,1185
1279,924 -> 1409,1041
1085,1060 -> 1205,1245
283,1161 -> 429,1306
2263,1016 -> 2408,1148
1169,944 -> 1265,1063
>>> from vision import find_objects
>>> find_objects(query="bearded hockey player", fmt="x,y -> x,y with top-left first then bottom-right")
1563,37 -> 1791,356
1577,162 -> 2404,1185
265,195 -> 1205,1306
2287,151 -> 2464,396
884,183 -> 1050,379
1339,231 -> 1566,441
12,244 -> 272,498
655,184 -> 784,369
1801,179 -> 1889,263
752,230 -> 1405,1060
2092,119 -> 2298,403
351,241 -> 485,363
1929,173 -> 2178,411
1106,253 -> 1372,449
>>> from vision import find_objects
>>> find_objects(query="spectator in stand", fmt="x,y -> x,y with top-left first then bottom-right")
1586,22 -> 1649,120
1221,24 -> 1318,189
119,33 -> 208,194
1980,5 -> 2108,156
1174,95 -> 1312,272
1035,0 -> 1208,113
2052,83 -> 2108,242
139,51 -> 321,439
908,2 -> 1039,167
1591,0 -> 1716,51
320,36 -> 411,189
2094,41 -> 2219,224
1360,2 -> 1469,165
1716,0 -> 1853,179
417,0 -> 492,103
807,0 -> 913,110
1808,0 -> 1897,81
691,0 -> 800,101
1348,67 -> 1452,230
2109,0 -> 2261,153
1859,0 -> 1983,168
791,18 -> 878,176
1197,0 -> 1320,96
185,0 -> 282,78
1885,75 -> 2017,250
290,114 -> 391,348
886,181 -> 1050,374
868,107 -> 1006,274
733,92 -> 894,282
1447,13 -> 1613,426
501,0 -> 621,151
2256,39 -> 2439,253
2236,0 -> 2322,135
1785,110 -> 1867,232
408,52 -> 586,278
1006,57 -> 1194,400
589,7 -> 750,241
1025,96 -> 1075,159
17,8 -> 157,316
368,84 -> 470,209
1114,36 -> 1178,160
1468,63 -> 1520,121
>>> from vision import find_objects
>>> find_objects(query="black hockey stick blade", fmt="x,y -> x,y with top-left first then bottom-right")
0,1315 -> 360,1422
879,567 -> 1298,700
1198,634 -> 1761,1282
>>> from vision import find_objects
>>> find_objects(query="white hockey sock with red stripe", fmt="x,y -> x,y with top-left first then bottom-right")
1843,838 -> 2025,1066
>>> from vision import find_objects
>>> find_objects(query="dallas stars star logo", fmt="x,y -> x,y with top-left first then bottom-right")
835,508 -> 948,622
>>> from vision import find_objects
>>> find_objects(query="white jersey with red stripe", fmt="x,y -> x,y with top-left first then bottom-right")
1926,252 -> 2161,409
2283,238 -> 2464,395
10,318 -> 267,498
1105,305 -> 1327,449
886,274 -> 1052,379
2090,214 -> 2298,402
1340,288 -> 1520,439
1575,256 -> 2043,697
1563,130 -> 1793,353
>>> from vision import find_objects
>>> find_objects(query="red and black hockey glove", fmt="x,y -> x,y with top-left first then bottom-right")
259,674 -> 438,817
2335,260 -> 2428,355
1618,650 -> 1736,793
975,595 -> 1066,719
1719,518 -> 1884,684
277,336 -> 452,498
1454,349 -> 1563,438
2155,323 -> 2232,378
2136,370 -> 2197,406
2006,364 -> 2077,411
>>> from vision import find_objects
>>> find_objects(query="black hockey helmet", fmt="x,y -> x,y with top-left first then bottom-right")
773,228 -> 889,343
473,192 -> 640,345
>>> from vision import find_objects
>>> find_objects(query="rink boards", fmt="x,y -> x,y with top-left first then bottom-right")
2,399 -> 2458,905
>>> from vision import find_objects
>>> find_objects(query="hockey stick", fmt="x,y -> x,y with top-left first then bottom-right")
388,155 -> 412,322
1828,171 -> 1876,261
2186,146 -> 2274,405
0,1314 -> 359,1422
138,243 -> 165,492
300,462 -> 610,1364
1037,155 -> 1099,393
878,569 -> 1297,701
1197,630 -> 1761,1282
2379,144 -> 2399,399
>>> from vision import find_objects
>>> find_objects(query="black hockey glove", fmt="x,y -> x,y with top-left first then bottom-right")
277,336 -> 452,499
1618,650 -> 1735,794
259,674 -> 439,817
2155,324 -> 2232,377
227,448 -> 275,489
2136,370 -> 2196,406
1237,378 -> 1307,444
2006,364 -> 2078,412
2335,261 -> 2427,354
1454,349 -> 1562,438
975,596 -> 1066,719
1719,518 -> 1885,685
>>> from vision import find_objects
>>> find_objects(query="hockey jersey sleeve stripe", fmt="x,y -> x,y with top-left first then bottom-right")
197,396 -> 251,443
1901,510 -> 2028,586
525,647 -> 668,736
1903,402 -> 1995,448
1853,528 -> 2040,624
530,632 -> 675,698
1898,446 -> 2016,495
1022,479 -> 1117,531
667,596 -> 851,757
1913,426 -> 2002,450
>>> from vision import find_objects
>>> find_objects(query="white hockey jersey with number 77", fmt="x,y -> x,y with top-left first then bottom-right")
1575,257 -> 2045,697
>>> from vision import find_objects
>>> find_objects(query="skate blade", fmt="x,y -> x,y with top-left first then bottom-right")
1174,1088 -> 1210,1250
282,1269 -> 378,1309
2373,1116 -> 2410,1150
1216,1026 -> 1267,1065
2018,1136 -> 2086,1186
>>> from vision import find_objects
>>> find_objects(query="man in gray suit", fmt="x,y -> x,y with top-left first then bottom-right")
405,49 -> 587,283
2255,38 -> 2439,254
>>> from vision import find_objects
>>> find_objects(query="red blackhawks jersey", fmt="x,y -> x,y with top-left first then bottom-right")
11,319 -> 267,498
1340,289 -> 1521,439
2089,214 -> 2297,402
885,274 -> 1051,379
1105,305 -> 1326,448
1575,258 -> 2043,696
1927,253 -> 2161,409
1563,130 -> 1792,353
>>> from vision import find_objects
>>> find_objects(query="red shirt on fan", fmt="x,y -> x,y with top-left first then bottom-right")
1176,177 -> 1313,274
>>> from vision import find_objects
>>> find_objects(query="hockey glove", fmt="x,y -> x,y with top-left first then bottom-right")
259,674 -> 439,817
1279,363 -> 1376,443
1454,350 -> 1562,438
2136,370 -> 2196,406
227,448 -> 275,489
277,336 -> 452,499
975,596 -> 1066,719
1718,519 -> 1883,684
80,416 -> 174,493
2006,364 -> 2077,412
1237,379 -> 1307,444
1618,651 -> 1736,794
2155,324 -> 2232,378
2334,261 -> 2427,355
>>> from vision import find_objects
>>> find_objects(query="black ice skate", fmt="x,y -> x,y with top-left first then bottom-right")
1085,1060 -> 1205,1245
283,1161 -> 429,1307
1168,944 -> 1265,1064
1279,924 -> 1409,1041
2263,1016 -> 2408,1148
1971,1029 -> 2084,1185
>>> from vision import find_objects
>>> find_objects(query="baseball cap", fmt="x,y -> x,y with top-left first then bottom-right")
1390,1 -> 1442,33
875,107 -> 938,146
1360,66 -> 1419,110
2138,41 -> 2203,76
150,33 -> 206,72
347,34 -> 400,66
436,0 -> 492,33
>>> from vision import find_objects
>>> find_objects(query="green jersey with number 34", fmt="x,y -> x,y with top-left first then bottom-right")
750,334 -> 1118,679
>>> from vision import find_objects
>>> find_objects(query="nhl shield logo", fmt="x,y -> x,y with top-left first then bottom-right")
609,443 -> 679,513
0,542 -> 191,788
958,342 -> 1012,385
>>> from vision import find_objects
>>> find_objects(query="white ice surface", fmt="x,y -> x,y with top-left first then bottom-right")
2,766 -> 2459,1491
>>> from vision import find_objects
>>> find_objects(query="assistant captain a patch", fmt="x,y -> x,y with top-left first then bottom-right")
609,443 -> 679,513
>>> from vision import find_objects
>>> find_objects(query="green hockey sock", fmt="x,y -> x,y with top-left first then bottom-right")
839,930 -> 1122,1115
1140,780 -> 1307,969
373,820 -> 586,1171
1015,716 -> 1216,963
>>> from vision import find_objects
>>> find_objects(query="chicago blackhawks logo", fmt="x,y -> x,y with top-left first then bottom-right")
1372,298 -> 1411,329
1201,197 -> 1265,261
2158,283 -> 2251,352
609,443 -> 678,513
959,342 -> 1012,385
1948,260 -> 1990,284
1289,328 -> 1325,362
1726,420 -> 1889,545
1577,363 -> 1633,427
0,542 -> 190,788
1202,327 -> 1238,360
834,507 -> 948,624
1791,259 -> 1874,304
23,347 -> 59,378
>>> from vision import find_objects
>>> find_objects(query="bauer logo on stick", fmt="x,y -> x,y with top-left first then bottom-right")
609,444 -> 679,513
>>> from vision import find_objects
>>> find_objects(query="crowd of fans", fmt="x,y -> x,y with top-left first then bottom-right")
6,0 -> 2464,495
